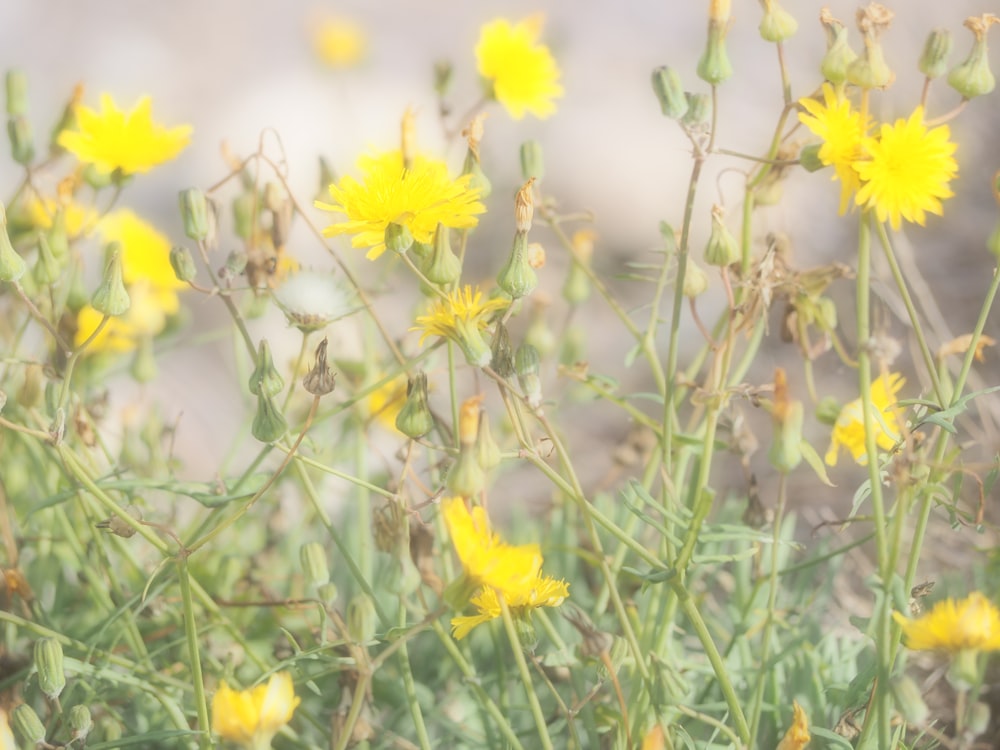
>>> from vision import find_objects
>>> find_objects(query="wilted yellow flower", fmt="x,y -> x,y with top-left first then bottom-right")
853,107 -> 958,231
413,286 -> 507,367
57,94 -> 191,175
825,372 -> 905,466
451,573 -> 569,639
312,15 -> 366,68
316,150 -> 484,260
775,701 -> 810,750
211,671 -> 299,749
798,83 -> 868,214
476,15 -> 564,120
894,592 -> 1000,653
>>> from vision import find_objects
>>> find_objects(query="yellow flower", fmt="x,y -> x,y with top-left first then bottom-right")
825,373 -> 905,466
450,573 -> 569,639
775,701 -> 810,750
853,107 -> 958,231
57,94 -> 191,175
316,150 -> 484,260
798,83 -> 868,214
476,15 -> 564,120
312,16 -> 366,68
366,374 -> 408,432
211,671 -> 300,749
894,592 -> 1000,652
412,285 -> 507,367
99,210 -> 186,293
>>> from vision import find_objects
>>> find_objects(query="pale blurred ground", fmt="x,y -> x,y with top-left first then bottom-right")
2,1 -> 998,532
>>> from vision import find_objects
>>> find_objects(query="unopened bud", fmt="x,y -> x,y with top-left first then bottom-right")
179,188 -> 211,242
799,143 -> 825,172
232,191 -> 255,241
6,70 -> 28,117
12,704 -> 46,746
919,29 -> 952,80
46,207 -> 70,262
947,647 -> 979,690
347,594 -> 377,643
395,371 -> 434,438
169,246 -> 197,283
251,392 -> 287,443
759,0 -> 798,43
820,10 -> 857,84
462,149 -> 492,200
515,344 -> 542,409
8,116 -> 35,165
704,205 -> 739,267
422,224 -> 461,285
515,613 -> 539,653
475,411 -> 502,471
385,220 -> 414,255
249,339 -> 285,397
302,337 -> 336,396
68,705 -> 92,741
446,446 -> 486,497
458,395 -> 482,446
317,581 -> 339,605
497,232 -> 537,299
948,15 -> 998,99
681,93 -> 711,129
651,66 -> 689,119
768,368 -> 803,473
683,262 -> 710,298
988,217 -> 1000,259
0,202 -> 27,282
520,141 -> 544,183
33,233 -> 60,286
300,542 -> 330,588
815,396 -> 841,426
91,246 -> 130,316
563,231 -> 594,305
847,5 -> 895,89
698,2 -> 733,85
490,322 -> 515,378
34,638 -> 66,700
525,302 -> 557,358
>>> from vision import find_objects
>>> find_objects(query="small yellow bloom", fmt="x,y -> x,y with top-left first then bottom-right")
57,94 -> 191,175
853,107 -> 958,231
476,15 -> 564,120
450,573 -> 569,639
798,83 -> 868,214
894,592 -> 1000,653
775,700 -> 810,750
316,150 -> 484,260
312,16 -> 366,68
413,286 -> 507,367
211,672 -> 300,749
825,373 -> 905,466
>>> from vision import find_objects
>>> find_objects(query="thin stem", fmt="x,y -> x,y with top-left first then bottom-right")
177,557 -> 211,749
499,598 -> 553,750
397,602 -> 432,750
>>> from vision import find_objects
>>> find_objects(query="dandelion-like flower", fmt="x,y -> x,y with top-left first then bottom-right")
211,671 -> 300,749
798,83 -> 868,214
476,15 -> 564,120
853,107 -> 958,231
825,372 -> 905,466
413,285 -> 507,367
57,94 -> 191,175
451,574 -> 569,640
894,592 -> 1000,653
316,150 -> 484,260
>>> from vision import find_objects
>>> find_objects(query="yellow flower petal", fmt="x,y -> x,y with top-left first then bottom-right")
211,672 -> 300,746
894,592 -> 1000,653
825,373 -> 905,466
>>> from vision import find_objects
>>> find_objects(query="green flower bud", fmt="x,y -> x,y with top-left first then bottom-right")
12,704 -> 46,746
820,11 -> 857,84
179,188 -> 211,242
769,398 -> 803,474
8,116 -> 35,165
515,613 -> 539,653
847,47 -> 893,89
919,29 -> 952,79
947,648 -> 979,690
91,245 -> 130,316
799,143 -> 825,172
948,16 -> 997,99
68,704 -> 93,741
475,411 -> 502,471
300,542 -> 330,589
515,343 -> 542,409
759,0 -> 798,43
385,220 -> 414,255
45,209 -> 70,263
704,205 -> 739,267
446,445 -> 486,497
81,163 -> 113,190
890,675 -> 928,726
232,191 -> 255,241
33,233 -> 61,286
422,224 -> 461,285
251,391 -> 287,443
815,395 -> 841,426
222,249 -> 247,279
490,322 -> 515,378
497,232 -> 537,299
681,93 -> 711,129
169,246 -> 197,283
462,150 -> 492,200
519,140 -> 544,183
651,66 -> 689,119
683,261 -> 710,298
0,201 -> 27,282
347,594 -> 377,643
6,70 -> 28,117
33,637 -> 66,700
317,581 -> 339,605
395,371 -> 435,438
697,25 -> 733,85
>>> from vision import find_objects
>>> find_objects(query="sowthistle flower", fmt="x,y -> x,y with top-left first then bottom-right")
475,15 -> 564,120
211,671 -> 300,749
798,83 -> 868,214
57,93 -> 191,175
825,372 -> 905,466
894,592 -> 1000,653
412,285 -> 507,367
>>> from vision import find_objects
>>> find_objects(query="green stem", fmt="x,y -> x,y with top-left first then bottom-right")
397,602 -> 432,750
499,599 -> 553,750
178,557 -> 211,749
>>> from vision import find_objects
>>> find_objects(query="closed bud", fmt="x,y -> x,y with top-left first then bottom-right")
248,339 -> 285,396
445,445 -> 486,497
704,205 -> 739,267
759,0 -> 798,43
6,70 -> 28,117
520,140 -> 544,183
395,371 -> 435,438
34,637 -> 66,700
683,262 -> 710,298
475,411 -> 502,471
681,93 -> 711,129
222,249 -> 247,280
347,594 -> 377,643
12,704 -> 46,746
697,1 -> 733,86
820,10 -> 857,84
91,246 -> 131,316
815,396 -> 841,426
178,188 -> 211,242
768,369 -> 803,473
422,224 -> 461,285
384,220 -> 414,255
515,344 -> 542,409
490,322 -> 515,378
651,66 -> 689,119
847,5 -> 895,90
458,395 -> 482,446
130,335 -> 158,383
317,582 -> 339,605
81,163 -> 114,190
462,149 -> 492,199
799,143 -> 825,172
169,245 -> 197,283
302,337 -> 336,396
68,705 -> 92,741
948,15 -> 998,99
497,232 -> 537,299
920,29 -> 952,79
0,202 -> 27,282
8,116 -> 35,165
515,613 -> 539,653
300,542 -> 330,588
890,675 -> 929,725
947,648 -> 979,690
251,392 -> 287,443
232,191 -> 256,241
33,234 -> 60,285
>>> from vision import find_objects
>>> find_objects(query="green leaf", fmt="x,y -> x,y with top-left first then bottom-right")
799,439 -> 835,487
